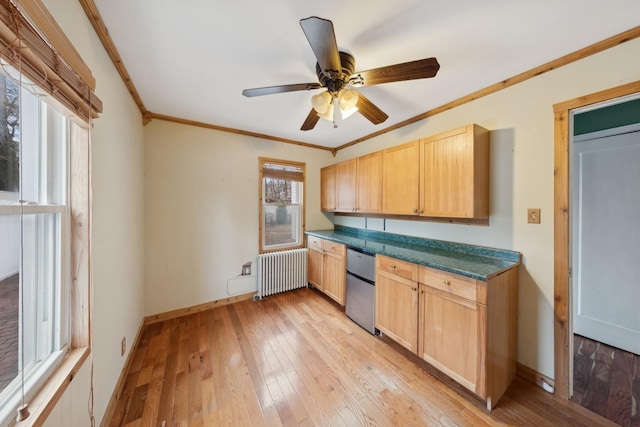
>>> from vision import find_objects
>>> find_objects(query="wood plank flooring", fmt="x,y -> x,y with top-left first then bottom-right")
573,334 -> 640,427
109,288 -> 616,426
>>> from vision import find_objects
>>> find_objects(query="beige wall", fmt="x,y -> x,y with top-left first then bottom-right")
42,0 -> 145,425
143,122 -> 334,315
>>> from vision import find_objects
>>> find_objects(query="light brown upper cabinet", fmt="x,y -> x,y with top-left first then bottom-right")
335,158 -> 357,212
320,164 -> 336,212
382,140 -> 420,215
419,124 -> 490,218
334,152 -> 383,214
323,124 -> 490,220
355,151 -> 383,213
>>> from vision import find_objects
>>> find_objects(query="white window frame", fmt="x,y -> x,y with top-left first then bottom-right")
0,71 -> 82,427
259,158 -> 306,253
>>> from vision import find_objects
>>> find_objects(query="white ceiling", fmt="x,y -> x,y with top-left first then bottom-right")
92,0 -> 640,149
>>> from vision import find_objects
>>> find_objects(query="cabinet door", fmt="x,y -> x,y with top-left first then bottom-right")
307,248 -> 323,290
418,285 -> 483,394
320,165 -> 336,212
375,270 -> 419,353
336,159 -> 357,212
356,151 -> 383,213
323,253 -> 346,305
383,140 -> 420,215
419,125 -> 489,218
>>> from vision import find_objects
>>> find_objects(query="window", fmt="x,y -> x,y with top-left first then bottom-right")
0,1 -> 98,423
259,158 -> 305,252
0,66 -> 83,425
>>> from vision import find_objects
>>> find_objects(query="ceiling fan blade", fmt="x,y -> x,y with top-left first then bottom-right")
242,83 -> 322,97
301,109 -> 320,131
300,17 -> 341,74
356,92 -> 388,125
355,57 -> 440,86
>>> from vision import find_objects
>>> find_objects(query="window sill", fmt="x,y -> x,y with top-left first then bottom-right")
15,347 -> 90,426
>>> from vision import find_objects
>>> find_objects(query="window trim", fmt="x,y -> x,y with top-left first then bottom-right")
258,157 -> 306,254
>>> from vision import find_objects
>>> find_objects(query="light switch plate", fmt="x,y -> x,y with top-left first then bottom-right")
528,208 -> 541,224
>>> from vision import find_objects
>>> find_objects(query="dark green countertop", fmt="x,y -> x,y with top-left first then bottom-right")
305,226 -> 520,281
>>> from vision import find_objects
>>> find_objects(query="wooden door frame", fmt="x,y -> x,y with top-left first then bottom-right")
553,80 -> 640,399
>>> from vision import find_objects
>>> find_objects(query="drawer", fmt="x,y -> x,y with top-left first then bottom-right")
322,240 -> 346,257
307,235 -> 323,252
419,266 -> 481,303
377,255 -> 417,281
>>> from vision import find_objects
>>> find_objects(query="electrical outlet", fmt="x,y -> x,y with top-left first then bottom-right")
121,337 -> 126,356
528,208 -> 541,224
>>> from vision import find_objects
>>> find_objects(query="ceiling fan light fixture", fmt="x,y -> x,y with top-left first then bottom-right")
311,91 -> 332,115
317,102 -> 334,121
338,88 -> 358,111
340,105 -> 358,120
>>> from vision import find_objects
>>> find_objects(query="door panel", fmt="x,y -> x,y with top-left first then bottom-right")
572,129 -> 640,355
419,286 -> 479,392
375,271 -> 418,353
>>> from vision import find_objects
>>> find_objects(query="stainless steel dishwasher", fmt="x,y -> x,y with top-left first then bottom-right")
345,248 -> 377,335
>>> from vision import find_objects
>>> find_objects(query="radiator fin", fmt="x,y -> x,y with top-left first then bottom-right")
257,248 -> 308,299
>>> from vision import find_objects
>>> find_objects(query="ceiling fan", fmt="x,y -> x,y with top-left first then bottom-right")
242,16 -> 440,131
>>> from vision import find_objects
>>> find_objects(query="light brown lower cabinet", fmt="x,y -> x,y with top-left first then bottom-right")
375,254 -> 518,410
307,243 -> 323,291
375,255 -> 419,353
306,236 -> 346,305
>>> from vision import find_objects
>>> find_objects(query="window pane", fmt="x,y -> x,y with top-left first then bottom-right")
0,212 -> 61,400
0,215 -> 19,395
264,204 -> 300,248
22,213 -> 61,365
0,73 -> 19,194
0,212 -> 65,412
0,73 -> 66,204
263,178 -> 302,205
43,105 -> 67,205
14,86 -> 39,203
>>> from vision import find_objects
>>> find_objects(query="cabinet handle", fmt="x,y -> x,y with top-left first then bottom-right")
444,280 -> 451,286
412,287 -> 417,292
418,209 -> 424,214
391,265 -> 396,270
413,208 -> 418,214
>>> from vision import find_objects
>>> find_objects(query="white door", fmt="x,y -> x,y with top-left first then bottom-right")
572,125 -> 640,355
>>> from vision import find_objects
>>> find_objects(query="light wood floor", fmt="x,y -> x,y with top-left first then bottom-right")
109,288 -> 616,426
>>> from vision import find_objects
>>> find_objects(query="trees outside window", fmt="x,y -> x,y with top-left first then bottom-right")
0,74 -> 19,193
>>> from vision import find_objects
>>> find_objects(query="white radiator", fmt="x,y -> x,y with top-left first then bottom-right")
257,248 -> 308,299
